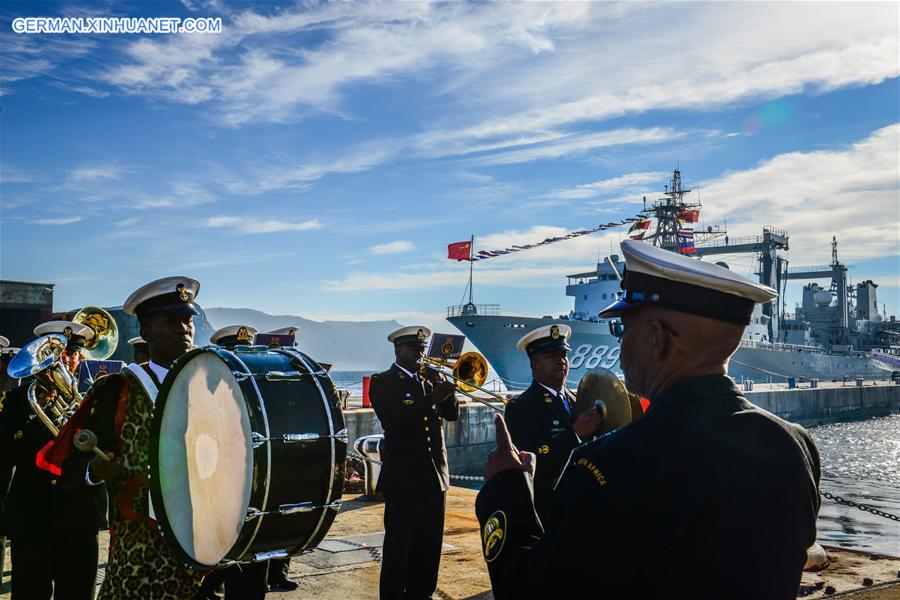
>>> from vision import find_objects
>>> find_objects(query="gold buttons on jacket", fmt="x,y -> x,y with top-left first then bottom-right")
50,479 -> 58,485
427,436 -> 432,442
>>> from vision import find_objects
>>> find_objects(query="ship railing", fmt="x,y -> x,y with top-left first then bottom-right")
739,339 -> 828,355
696,235 -> 762,249
446,304 -> 501,318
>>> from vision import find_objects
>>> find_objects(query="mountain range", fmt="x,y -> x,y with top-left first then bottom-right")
204,307 -> 403,370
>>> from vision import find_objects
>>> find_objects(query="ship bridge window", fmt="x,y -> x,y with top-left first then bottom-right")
584,295 -> 587,300
602,293 -> 607,299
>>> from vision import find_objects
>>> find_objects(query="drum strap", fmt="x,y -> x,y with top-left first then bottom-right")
124,363 -> 159,403
121,363 -> 159,525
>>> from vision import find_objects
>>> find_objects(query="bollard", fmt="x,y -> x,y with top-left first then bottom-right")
362,375 -> 372,408
787,377 -> 797,389
354,434 -> 384,498
855,377 -> 864,387
810,379 -> 819,389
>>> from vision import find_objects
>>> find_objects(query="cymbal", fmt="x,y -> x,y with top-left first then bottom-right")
574,368 -> 632,436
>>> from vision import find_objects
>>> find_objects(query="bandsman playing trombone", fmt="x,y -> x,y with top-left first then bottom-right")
369,326 -> 459,600
0,320 -> 107,600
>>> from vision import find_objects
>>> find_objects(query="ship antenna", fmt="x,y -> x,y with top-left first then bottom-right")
468,234 -> 475,305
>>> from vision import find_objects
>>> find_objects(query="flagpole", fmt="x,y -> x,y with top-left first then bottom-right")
468,235 -> 474,305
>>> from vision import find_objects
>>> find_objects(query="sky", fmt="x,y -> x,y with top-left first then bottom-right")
2,1 -> 898,337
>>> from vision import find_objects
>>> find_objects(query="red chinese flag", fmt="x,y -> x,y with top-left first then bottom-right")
677,209 -> 700,223
447,241 -> 472,261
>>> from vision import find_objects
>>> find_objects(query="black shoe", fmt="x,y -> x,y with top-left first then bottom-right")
268,578 -> 299,592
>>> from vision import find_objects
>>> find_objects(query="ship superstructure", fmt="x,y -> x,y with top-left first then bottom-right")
448,169 -> 896,389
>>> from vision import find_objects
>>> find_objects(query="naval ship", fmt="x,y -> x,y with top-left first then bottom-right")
448,170 -> 899,390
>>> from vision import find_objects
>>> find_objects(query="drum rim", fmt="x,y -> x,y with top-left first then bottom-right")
149,345 -> 268,569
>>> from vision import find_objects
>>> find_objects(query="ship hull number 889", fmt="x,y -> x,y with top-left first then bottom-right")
569,344 -> 621,370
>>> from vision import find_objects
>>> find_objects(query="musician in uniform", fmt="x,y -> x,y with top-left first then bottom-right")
369,326 -> 459,600
51,277 -> 207,599
476,240 -> 821,600
1,321 -> 107,599
503,324 -> 602,523
127,336 -> 150,365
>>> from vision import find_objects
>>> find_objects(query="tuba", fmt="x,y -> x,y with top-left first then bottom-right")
6,307 -> 119,436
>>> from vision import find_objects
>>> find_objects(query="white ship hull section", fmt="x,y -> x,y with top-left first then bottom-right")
449,315 -> 891,391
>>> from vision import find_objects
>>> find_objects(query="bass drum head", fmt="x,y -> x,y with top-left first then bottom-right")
152,348 -> 254,568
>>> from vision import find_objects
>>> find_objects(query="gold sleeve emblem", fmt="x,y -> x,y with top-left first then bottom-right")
482,510 -> 507,563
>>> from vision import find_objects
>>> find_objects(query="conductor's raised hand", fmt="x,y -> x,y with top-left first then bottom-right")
484,413 -> 536,482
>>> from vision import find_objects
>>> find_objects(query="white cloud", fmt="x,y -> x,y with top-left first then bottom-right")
369,240 -> 415,255
699,123 -> 900,265
116,217 -> 140,227
551,171 -> 669,200
470,128 -> 686,166
206,215 -> 324,234
217,140 -> 401,195
68,164 -> 127,183
31,216 -> 82,225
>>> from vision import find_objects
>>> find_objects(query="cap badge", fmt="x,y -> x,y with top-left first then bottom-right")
417,328 -> 426,341
550,325 -> 560,340
237,327 -> 252,342
176,283 -> 191,302
63,326 -> 73,340
441,340 -> 454,356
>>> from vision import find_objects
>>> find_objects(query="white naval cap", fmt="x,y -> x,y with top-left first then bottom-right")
268,326 -> 299,336
516,324 -> 573,354
211,325 -> 258,346
0,336 -> 8,349
127,336 -> 148,346
34,321 -> 95,345
123,276 -> 201,319
599,240 -> 778,325
387,325 -> 431,347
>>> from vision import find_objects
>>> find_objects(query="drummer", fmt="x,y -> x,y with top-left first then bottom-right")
126,336 -> 150,365
50,277 -> 207,599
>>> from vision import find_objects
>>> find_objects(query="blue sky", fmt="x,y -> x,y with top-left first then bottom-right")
2,1 -> 898,335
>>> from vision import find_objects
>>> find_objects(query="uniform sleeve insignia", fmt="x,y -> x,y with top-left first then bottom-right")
550,325 -> 560,340
537,444 -> 550,454
14,429 -> 23,439
575,457 -> 607,486
482,510 -> 507,563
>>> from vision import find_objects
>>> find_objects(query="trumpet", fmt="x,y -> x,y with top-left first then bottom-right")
418,351 -> 507,412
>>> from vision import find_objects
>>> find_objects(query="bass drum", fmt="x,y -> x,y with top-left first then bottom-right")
150,346 -> 346,569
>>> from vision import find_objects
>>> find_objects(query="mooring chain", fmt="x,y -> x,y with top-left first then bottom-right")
822,491 -> 900,522
348,447 -> 485,482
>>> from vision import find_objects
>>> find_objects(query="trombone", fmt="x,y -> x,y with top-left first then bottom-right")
418,351 -> 507,412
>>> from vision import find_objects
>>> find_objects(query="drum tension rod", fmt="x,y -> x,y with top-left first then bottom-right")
245,500 -> 342,521
250,429 -> 348,448
231,370 -> 328,382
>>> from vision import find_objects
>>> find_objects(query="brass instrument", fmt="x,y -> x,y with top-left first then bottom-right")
574,367 -> 643,436
7,334 -> 81,436
6,307 -> 119,436
73,306 -> 119,361
419,351 -> 507,412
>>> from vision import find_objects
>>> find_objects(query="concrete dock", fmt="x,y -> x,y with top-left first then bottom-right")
2,486 -> 899,599
344,379 -> 900,477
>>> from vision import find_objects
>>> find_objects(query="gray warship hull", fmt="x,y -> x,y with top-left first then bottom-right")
449,314 -> 893,391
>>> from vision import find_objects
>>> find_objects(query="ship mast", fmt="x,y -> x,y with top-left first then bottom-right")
639,167 -> 725,250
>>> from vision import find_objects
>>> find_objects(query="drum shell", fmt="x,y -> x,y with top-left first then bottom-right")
150,346 -> 346,568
